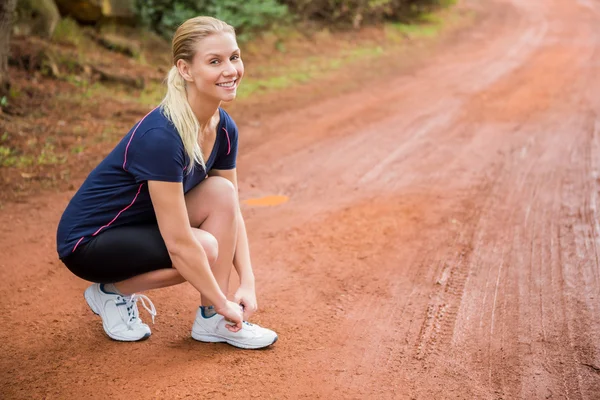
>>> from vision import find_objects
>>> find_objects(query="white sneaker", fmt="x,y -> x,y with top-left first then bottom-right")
191,308 -> 278,349
84,283 -> 156,342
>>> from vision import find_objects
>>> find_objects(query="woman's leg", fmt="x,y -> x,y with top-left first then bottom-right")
184,176 -> 238,306
112,176 -> 236,296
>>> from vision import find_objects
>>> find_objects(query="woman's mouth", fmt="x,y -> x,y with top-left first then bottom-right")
216,79 -> 237,88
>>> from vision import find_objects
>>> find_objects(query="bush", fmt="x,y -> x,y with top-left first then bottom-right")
279,0 -> 449,28
52,17 -> 85,47
134,0 -> 289,42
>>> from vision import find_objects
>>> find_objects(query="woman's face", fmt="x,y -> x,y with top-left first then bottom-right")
184,32 -> 244,102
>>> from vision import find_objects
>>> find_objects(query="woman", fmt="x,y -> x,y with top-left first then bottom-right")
56,16 -> 277,349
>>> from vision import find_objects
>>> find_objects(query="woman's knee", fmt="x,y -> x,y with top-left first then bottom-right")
203,176 -> 237,207
186,176 -> 238,227
191,229 -> 219,265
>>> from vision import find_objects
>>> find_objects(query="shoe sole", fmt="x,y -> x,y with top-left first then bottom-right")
84,285 -> 151,342
191,330 -> 278,350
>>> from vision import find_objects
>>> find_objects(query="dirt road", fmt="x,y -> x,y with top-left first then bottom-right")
2,0 -> 600,398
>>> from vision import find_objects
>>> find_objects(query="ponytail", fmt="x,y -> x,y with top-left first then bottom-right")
160,66 -> 203,171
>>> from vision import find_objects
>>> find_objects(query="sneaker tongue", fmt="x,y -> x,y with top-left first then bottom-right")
242,321 -> 258,334
122,298 -> 140,325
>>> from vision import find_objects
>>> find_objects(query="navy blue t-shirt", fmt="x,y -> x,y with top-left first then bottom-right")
56,106 -> 238,259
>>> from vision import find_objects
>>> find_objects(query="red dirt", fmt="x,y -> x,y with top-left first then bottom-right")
2,0 -> 600,398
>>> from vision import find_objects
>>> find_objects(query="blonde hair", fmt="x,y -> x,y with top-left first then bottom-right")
161,16 -> 236,171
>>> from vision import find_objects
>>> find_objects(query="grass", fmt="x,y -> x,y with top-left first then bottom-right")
387,22 -> 441,39
36,143 -> 65,165
237,44 -> 387,98
52,17 -> 86,48
137,82 -> 166,106
94,125 -> 122,143
0,137 -> 67,168
73,79 -> 165,108
0,146 -> 34,168
385,9 -> 453,41
70,144 -> 85,155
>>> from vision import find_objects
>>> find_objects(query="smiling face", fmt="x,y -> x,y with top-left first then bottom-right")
179,32 -> 244,103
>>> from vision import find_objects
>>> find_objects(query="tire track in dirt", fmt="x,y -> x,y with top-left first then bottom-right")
2,0 -> 600,398
270,0 -> 600,397
442,7 -> 600,400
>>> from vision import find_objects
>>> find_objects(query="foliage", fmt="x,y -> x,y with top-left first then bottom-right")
133,0 -> 453,41
134,0 -> 289,42
279,0 -> 451,27
52,17 -> 84,46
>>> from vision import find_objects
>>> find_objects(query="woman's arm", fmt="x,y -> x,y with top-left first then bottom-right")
148,180 -> 243,326
208,169 -> 257,318
208,168 -> 254,283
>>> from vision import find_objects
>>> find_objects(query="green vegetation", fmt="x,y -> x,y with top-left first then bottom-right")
134,0 -> 289,42
0,146 -> 33,168
237,45 -> 382,99
0,134 -> 67,168
279,0 -> 455,27
137,82 -> 167,106
51,17 -> 85,47
387,20 -> 442,39
133,0 -> 455,42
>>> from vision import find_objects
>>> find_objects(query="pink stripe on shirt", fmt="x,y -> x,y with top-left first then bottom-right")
91,183 -> 145,236
123,107 -> 157,171
72,237 -> 85,253
222,127 -> 231,155
71,183 -> 145,252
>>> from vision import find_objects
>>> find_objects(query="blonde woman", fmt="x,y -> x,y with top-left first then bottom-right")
56,16 -> 277,349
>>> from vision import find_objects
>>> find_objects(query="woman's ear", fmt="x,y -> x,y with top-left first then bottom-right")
176,59 -> 194,82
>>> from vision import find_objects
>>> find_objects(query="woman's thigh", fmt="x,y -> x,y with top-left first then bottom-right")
62,223 -> 172,284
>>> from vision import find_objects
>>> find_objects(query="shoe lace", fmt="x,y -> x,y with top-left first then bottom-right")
118,294 -> 157,326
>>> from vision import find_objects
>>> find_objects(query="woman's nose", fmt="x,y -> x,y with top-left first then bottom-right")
223,62 -> 236,77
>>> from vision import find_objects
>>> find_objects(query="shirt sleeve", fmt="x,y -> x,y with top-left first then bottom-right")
126,127 -> 185,182
212,113 -> 239,170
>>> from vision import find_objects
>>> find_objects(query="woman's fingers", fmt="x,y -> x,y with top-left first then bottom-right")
243,303 -> 257,320
225,321 -> 242,332
218,300 -> 243,331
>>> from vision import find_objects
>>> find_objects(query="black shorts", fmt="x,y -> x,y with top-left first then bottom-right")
60,223 -> 173,283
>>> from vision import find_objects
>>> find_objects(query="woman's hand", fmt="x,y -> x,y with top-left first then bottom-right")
233,284 -> 258,320
214,300 -> 243,332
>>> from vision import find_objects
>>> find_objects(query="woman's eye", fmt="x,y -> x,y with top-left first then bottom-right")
231,55 -> 240,61
210,59 -> 220,65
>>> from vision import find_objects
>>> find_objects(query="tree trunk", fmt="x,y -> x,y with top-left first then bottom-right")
0,0 -> 18,96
